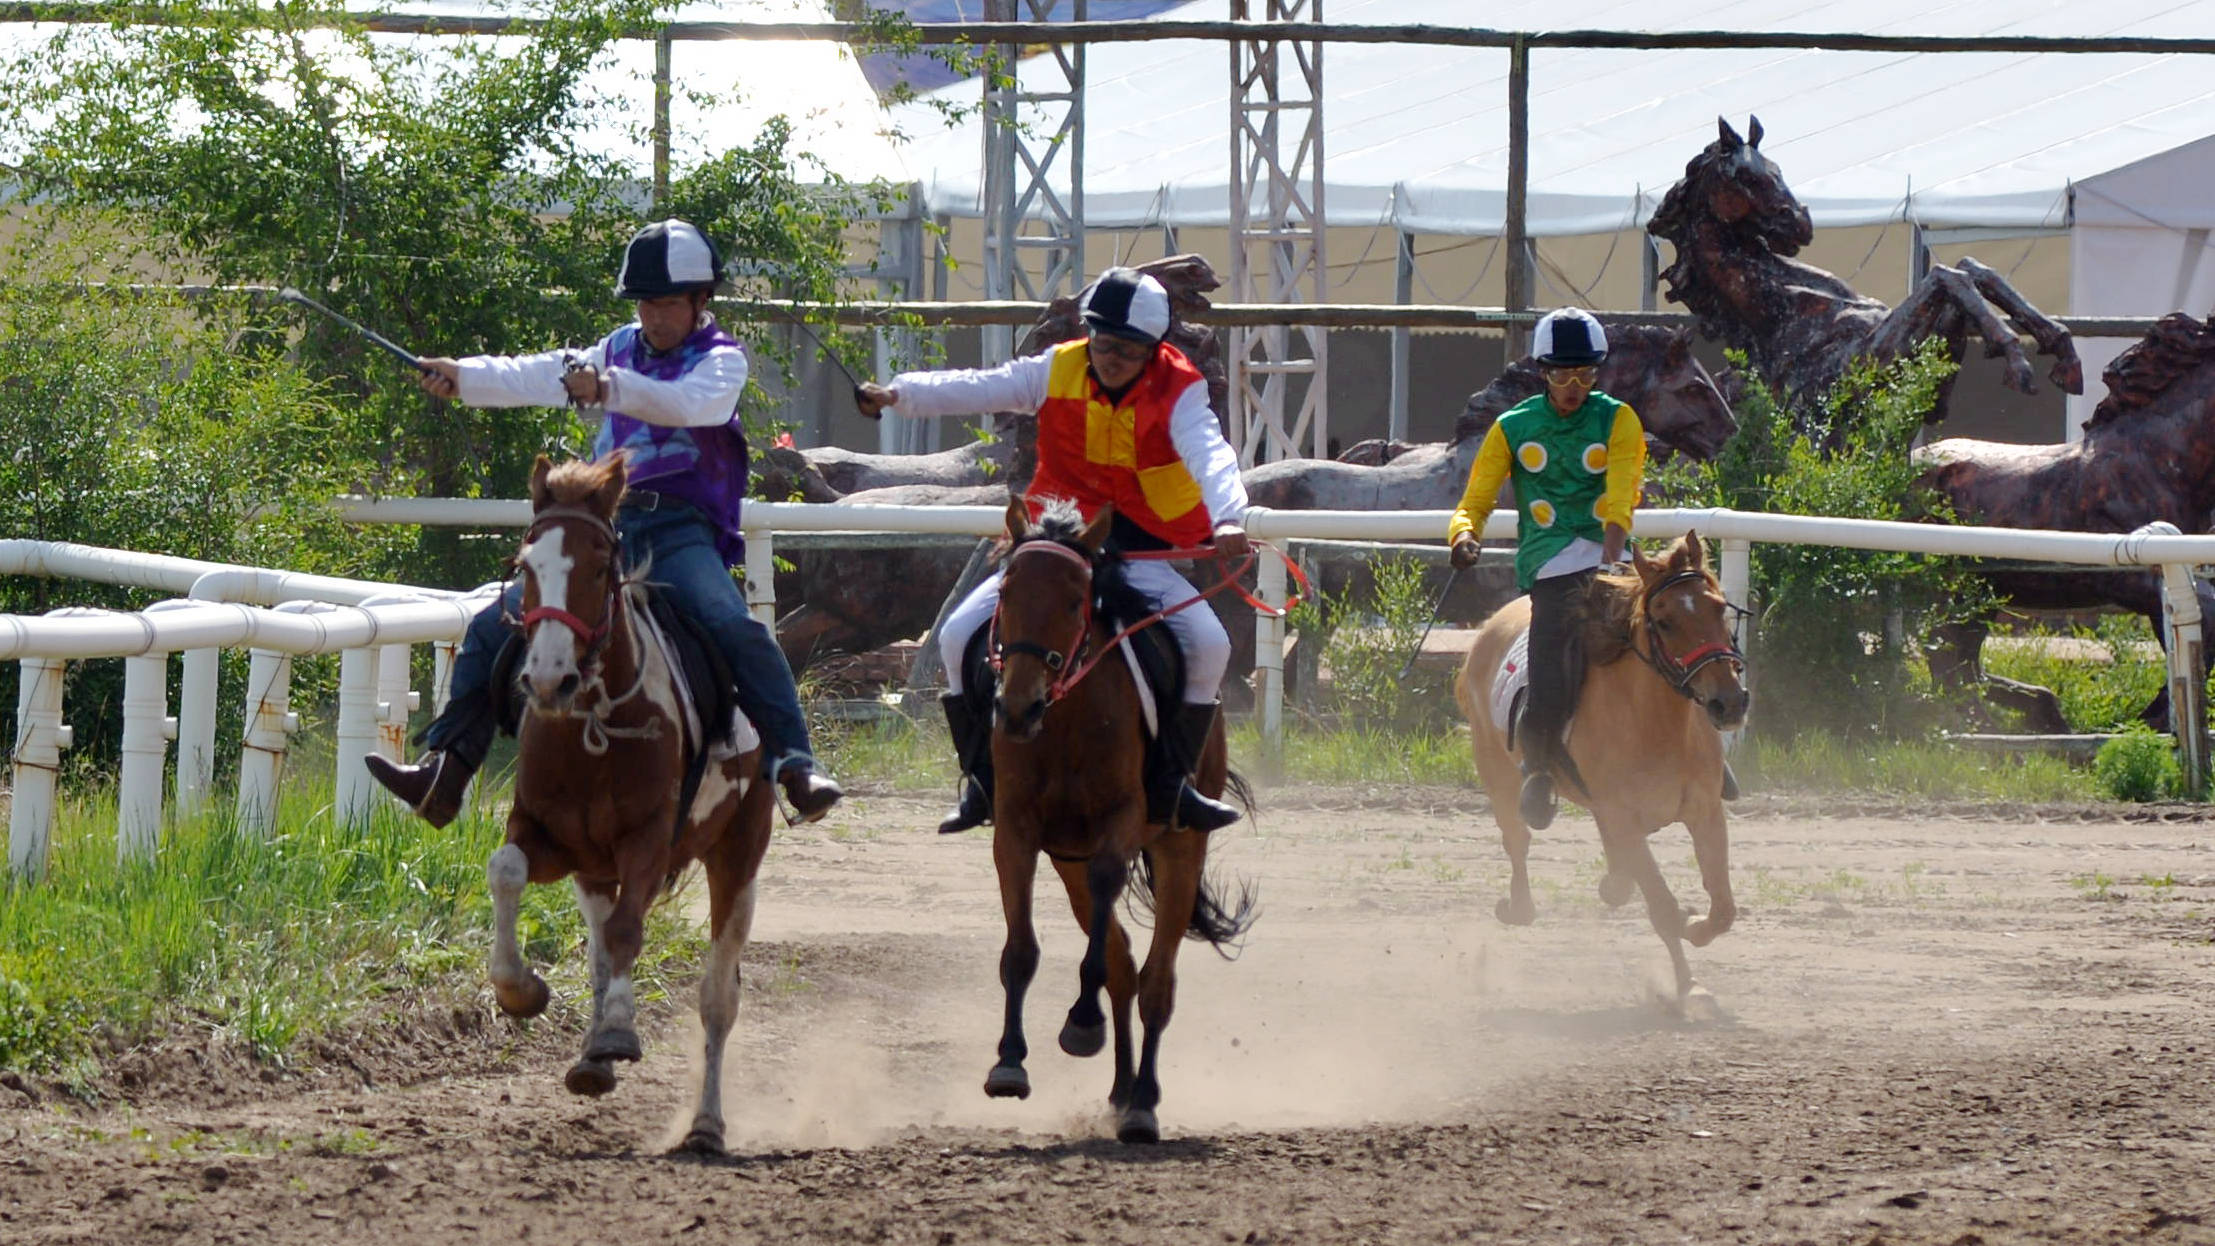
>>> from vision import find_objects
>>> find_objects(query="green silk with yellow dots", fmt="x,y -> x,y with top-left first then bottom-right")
1495,389 -> 1626,591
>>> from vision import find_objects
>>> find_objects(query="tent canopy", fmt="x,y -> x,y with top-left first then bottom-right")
886,0 -> 2215,236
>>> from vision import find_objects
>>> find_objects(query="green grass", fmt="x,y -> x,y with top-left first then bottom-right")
1976,616 -> 2166,732
815,713 -> 956,791
0,769 -> 703,1082
1736,731 -> 2097,802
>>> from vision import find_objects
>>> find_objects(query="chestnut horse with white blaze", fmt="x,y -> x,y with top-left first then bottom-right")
982,497 -> 1255,1144
488,455 -> 775,1155
1455,532 -> 1750,1001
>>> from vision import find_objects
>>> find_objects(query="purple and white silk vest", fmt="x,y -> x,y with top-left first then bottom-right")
590,321 -> 751,566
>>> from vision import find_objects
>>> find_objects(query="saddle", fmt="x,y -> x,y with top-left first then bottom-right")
960,586 -> 1191,761
1489,623 -> 1590,758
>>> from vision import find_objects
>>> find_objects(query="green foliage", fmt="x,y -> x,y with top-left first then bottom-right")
1977,618 -> 2166,732
1286,554 -> 1455,730
0,0 -> 907,588
1650,339 -> 1992,737
1736,732 -> 2096,802
2092,730 -> 2182,803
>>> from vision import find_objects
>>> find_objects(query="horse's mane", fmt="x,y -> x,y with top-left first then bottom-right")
2083,312 -> 2215,432
1576,572 -> 1645,667
1454,324 -> 1684,444
1645,141 -> 1726,248
1009,497 -> 1149,622
540,456 -> 626,514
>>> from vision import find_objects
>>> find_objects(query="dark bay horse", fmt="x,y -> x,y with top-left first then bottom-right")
489,455 -> 776,1155
1915,312 -> 2215,729
1455,533 -> 1750,1003
1648,116 -> 2079,437
982,497 -> 1255,1144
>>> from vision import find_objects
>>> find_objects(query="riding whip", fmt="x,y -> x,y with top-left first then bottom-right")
277,287 -> 429,373
1395,564 -> 1463,682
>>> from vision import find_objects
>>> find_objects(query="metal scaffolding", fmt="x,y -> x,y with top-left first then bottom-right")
980,0 -> 1086,364
1227,0 -> 1327,464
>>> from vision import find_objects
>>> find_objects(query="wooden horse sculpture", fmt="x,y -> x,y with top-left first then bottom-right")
1649,116 -> 2080,438
1456,533 -> 1750,1002
1916,312 -> 2215,729
981,497 -> 1255,1144
488,455 -> 776,1155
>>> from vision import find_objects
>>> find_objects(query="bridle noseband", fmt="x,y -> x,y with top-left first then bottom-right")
508,504 -> 624,672
1635,568 -> 1748,701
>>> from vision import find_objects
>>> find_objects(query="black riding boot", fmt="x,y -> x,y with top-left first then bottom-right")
1517,751 -> 1559,831
364,705 -> 492,830
1148,702 -> 1240,832
937,691 -> 994,835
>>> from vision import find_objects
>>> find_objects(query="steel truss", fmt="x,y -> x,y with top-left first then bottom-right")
980,0 -> 1086,364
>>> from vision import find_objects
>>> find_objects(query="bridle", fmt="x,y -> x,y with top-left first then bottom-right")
505,503 -> 660,753
1634,568 -> 1748,701
989,539 -> 1098,706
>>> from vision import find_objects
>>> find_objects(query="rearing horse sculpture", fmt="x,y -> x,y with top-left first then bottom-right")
1648,116 -> 2082,436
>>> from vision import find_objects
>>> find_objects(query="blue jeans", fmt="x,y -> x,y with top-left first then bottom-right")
429,504 -> 815,777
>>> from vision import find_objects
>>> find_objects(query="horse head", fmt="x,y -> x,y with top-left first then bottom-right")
517,453 -> 629,716
1602,326 -> 1737,459
1631,530 -> 1751,731
1650,116 -> 1811,258
993,495 -> 1112,741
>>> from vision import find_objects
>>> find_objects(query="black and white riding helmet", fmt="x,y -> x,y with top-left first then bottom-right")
1532,307 -> 1609,367
616,220 -> 724,300
1079,267 -> 1172,346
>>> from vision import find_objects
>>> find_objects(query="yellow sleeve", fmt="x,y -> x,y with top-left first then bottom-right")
1596,403 -> 1647,531
1448,423 -> 1511,544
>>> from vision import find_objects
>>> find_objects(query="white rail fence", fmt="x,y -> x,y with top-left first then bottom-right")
6,505 -> 2211,878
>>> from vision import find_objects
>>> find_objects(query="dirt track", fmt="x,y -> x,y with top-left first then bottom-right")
4,785 -> 2214,1244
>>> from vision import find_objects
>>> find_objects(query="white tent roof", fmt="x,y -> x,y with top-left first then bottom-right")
888,0 -> 2215,235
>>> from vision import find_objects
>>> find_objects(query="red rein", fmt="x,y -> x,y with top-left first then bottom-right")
990,539 -> 1309,706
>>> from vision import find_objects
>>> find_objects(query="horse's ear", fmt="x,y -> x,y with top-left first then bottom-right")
1717,116 -> 1743,149
1078,503 -> 1115,554
1004,494 -> 1031,541
1747,116 -> 1765,147
1679,528 -> 1708,571
528,454 -> 555,510
591,452 -> 628,517
1630,541 -> 1661,586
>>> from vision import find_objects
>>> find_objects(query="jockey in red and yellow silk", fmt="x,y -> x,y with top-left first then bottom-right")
854,266 -> 1250,836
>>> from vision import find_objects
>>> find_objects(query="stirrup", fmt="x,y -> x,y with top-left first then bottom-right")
775,763 -> 843,826
937,775 -> 991,835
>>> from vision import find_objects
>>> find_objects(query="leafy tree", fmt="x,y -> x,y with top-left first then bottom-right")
1,0 -> 908,588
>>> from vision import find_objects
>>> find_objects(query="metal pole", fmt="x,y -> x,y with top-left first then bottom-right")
1641,234 -> 1660,312
118,652 -> 171,861
376,642 -> 417,764
743,530 -> 777,629
1252,509 -> 1288,761
652,27 -> 672,212
1389,228 -> 1412,442
1719,538 -> 1753,752
1502,34 -> 1532,360
175,645 -> 218,816
335,646 -> 380,824
237,648 -> 294,835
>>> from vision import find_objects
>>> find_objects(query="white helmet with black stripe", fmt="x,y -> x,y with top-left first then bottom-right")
616,219 -> 724,300
1079,267 -> 1172,346
1532,307 -> 1608,367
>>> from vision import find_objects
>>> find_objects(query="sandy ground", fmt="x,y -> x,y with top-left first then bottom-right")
3,784 -> 2214,1244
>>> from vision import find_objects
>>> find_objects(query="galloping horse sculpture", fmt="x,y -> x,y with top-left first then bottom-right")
981,498 -> 1254,1144
1916,312 -> 2215,729
488,455 -> 776,1155
1456,532 -> 1750,1003
1649,117 -> 2081,436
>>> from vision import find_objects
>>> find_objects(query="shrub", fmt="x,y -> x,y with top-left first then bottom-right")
2092,731 -> 2182,803
1288,553 -> 1456,730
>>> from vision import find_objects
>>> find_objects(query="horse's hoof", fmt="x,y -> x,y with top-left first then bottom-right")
1116,1106 -> 1160,1145
565,1058 -> 618,1097
1058,1018 -> 1107,1058
676,1128 -> 725,1157
1493,896 -> 1536,927
494,974 -> 551,1019
1684,916 -> 1730,948
1597,872 -> 1637,908
983,1064 -> 1031,1099
585,1027 -> 643,1064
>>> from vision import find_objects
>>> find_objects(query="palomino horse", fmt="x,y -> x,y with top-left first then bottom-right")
982,497 -> 1255,1144
488,454 -> 775,1155
1455,532 -> 1750,1002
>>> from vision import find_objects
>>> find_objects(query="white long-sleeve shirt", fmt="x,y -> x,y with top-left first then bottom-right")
889,352 -> 1248,525
453,324 -> 748,428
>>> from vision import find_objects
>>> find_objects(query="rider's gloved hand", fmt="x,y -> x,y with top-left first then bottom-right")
853,382 -> 898,419
1450,536 -> 1482,570
1212,522 -> 1250,561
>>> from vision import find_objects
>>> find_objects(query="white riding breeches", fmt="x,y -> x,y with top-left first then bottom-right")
939,559 -> 1231,704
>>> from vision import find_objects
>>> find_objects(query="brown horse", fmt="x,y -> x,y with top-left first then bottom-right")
981,497 -> 1255,1144
487,455 -> 776,1155
1455,532 -> 1750,1002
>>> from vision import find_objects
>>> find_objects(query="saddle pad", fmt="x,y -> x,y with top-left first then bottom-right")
1489,629 -> 1531,732
636,592 -> 758,762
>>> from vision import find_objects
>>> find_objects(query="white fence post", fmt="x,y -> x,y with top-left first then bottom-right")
432,640 -> 457,718
175,646 -> 218,818
2158,560 -> 2208,794
1252,511 -> 1289,763
9,656 -> 71,878
1718,538 -> 1754,751
743,527 -> 777,629
377,643 -> 418,764
117,652 -> 173,862
334,645 -> 380,824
